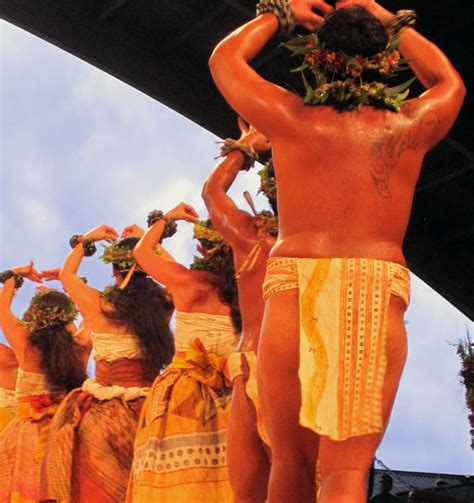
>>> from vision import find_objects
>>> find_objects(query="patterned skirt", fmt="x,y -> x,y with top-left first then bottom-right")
41,358 -> 156,503
127,339 -> 234,503
0,396 -> 61,503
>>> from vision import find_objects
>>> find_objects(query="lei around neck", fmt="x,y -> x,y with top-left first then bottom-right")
283,32 -> 415,112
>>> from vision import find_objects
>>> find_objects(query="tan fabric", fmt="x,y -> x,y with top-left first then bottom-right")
90,331 -> 142,361
0,386 -> 16,412
15,368 -> 52,399
227,351 -> 269,446
263,257 -> 410,441
174,311 -> 240,356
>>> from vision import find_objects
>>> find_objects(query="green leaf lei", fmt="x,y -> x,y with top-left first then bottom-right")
99,242 -> 162,270
190,220 -> 228,273
20,291 -> 79,332
283,32 -> 416,112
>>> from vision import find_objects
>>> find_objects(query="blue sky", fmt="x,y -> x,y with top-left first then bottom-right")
1,21 -> 472,475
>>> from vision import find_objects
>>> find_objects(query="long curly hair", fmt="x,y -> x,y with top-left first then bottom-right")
103,237 -> 175,371
25,290 -> 86,392
318,6 -> 388,57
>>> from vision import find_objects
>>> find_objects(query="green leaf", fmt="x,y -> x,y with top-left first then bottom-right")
385,76 -> 416,97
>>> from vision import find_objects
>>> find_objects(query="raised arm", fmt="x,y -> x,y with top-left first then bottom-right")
59,225 -> 118,320
209,1 -> 332,136
202,120 -> 271,249
133,203 -> 199,292
121,224 -> 177,264
0,264 -> 42,357
339,0 -> 466,148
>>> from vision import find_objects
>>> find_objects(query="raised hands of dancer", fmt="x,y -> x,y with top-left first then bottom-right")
12,262 -> 43,283
237,117 -> 271,154
165,203 -> 199,223
83,224 -> 118,243
121,224 -> 146,239
290,0 -> 334,31
41,268 -> 60,282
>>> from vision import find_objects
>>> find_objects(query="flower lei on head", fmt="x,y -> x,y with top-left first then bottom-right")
20,291 -> 79,332
283,32 -> 416,112
99,242 -> 161,290
190,220 -> 229,274
99,243 -> 137,271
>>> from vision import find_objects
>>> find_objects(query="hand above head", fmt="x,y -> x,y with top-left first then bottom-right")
40,268 -> 60,281
237,117 -> 271,154
83,224 -> 118,243
290,0 -> 333,31
121,224 -> 146,239
165,203 -> 199,223
12,262 -> 43,283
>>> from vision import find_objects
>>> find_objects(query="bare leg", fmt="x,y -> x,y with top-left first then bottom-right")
258,289 -> 319,503
317,296 -> 408,503
227,375 -> 270,503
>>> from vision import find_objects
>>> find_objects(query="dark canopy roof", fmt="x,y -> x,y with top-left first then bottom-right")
2,0 -> 473,319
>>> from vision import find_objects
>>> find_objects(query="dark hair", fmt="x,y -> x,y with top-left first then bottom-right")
318,6 -> 388,57
210,247 -> 242,334
26,291 -> 86,392
103,237 -> 175,371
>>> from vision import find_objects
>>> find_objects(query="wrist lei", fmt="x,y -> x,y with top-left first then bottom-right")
69,234 -> 97,257
147,210 -> 178,241
218,139 -> 259,171
386,10 -> 417,37
0,270 -> 24,289
256,0 -> 295,37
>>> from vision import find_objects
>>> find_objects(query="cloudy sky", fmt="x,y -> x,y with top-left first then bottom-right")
1,21 -> 472,476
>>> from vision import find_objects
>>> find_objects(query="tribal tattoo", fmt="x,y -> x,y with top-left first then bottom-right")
370,109 -> 441,198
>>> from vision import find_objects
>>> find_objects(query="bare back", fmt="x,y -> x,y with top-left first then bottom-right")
271,105 -> 428,264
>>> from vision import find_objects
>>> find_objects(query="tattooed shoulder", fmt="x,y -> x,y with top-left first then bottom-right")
370,110 -> 441,198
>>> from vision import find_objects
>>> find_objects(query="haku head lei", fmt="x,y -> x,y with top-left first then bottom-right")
20,291 -> 78,332
99,241 -> 161,290
190,220 -> 230,273
283,31 -> 416,112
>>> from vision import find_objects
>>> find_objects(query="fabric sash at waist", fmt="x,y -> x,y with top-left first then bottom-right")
95,358 -> 159,388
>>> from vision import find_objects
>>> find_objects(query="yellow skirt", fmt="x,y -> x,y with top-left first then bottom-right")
127,339 -> 233,502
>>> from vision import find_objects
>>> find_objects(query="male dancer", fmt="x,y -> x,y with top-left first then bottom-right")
202,119 -> 276,503
209,1 -> 465,501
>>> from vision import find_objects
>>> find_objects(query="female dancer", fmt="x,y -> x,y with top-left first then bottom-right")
41,225 -> 175,503
127,203 -> 240,503
0,263 -> 87,502
0,342 -> 18,432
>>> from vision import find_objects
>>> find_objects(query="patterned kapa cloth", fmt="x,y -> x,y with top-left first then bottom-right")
263,257 -> 410,441
40,333 -> 158,503
127,311 -> 239,503
0,369 -> 63,503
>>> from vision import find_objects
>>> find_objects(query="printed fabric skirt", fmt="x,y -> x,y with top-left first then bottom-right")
41,358 -> 155,503
0,395 -> 61,503
127,339 -> 234,503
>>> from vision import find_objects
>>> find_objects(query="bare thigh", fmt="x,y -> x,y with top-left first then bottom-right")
227,376 -> 270,497
318,296 -> 408,477
257,289 -> 318,462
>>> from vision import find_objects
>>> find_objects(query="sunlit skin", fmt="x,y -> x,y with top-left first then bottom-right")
0,343 -> 18,390
202,119 -> 274,503
0,264 -> 89,373
133,203 -> 233,316
210,1 -> 465,501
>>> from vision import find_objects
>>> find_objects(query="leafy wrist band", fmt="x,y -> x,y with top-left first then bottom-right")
69,234 -> 97,257
147,210 -> 178,241
386,10 -> 417,36
256,0 -> 295,37
0,270 -> 24,289
219,139 -> 259,171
